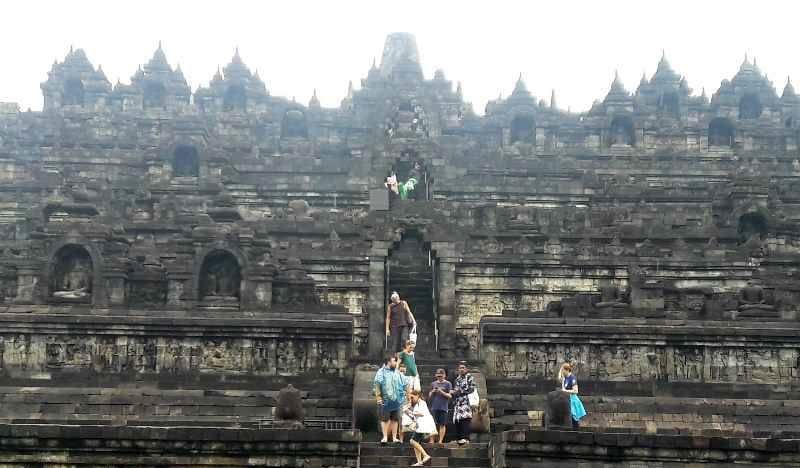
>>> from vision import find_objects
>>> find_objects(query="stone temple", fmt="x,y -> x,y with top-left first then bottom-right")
0,32 -> 799,466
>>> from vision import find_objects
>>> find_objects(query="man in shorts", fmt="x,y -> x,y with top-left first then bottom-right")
427,368 -> 452,444
374,354 -> 406,444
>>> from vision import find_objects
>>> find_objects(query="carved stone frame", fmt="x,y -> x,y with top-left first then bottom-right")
193,243 -> 248,305
44,240 -> 105,306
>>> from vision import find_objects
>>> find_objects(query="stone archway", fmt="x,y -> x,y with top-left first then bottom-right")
510,115 -> 536,144
389,149 -> 430,202
144,81 -> 166,109
739,93 -> 763,120
281,109 -> 308,138
62,79 -> 84,107
608,115 -> 635,146
223,85 -> 247,112
173,145 -> 199,178
709,118 -> 735,147
738,212 -> 768,243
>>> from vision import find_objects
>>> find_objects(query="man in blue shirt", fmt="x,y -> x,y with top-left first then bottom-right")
427,368 -> 452,444
374,354 -> 406,444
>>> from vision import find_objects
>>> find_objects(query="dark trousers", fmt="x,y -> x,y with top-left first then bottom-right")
454,418 -> 471,440
388,326 -> 408,353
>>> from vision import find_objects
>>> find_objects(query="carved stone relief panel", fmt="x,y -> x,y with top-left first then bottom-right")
483,341 -> 797,385
0,333 -> 350,378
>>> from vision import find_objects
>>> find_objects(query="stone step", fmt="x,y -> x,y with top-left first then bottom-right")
360,445 -> 487,457
360,442 -> 489,468
361,456 -> 488,467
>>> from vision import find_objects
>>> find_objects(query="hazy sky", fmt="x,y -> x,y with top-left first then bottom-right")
1,1 -> 798,114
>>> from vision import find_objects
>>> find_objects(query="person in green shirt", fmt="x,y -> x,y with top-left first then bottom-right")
398,340 -> 420,392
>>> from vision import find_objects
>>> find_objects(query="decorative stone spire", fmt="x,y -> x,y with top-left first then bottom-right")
456,81 -> 463,99
608,70 -> 628,96
651,50 -> 680,84
120,42 -> 190,109
550,89 -> 557,109
41,46 -> 112,110
309,88 -> 320,108
346,80 -> 354,99
149,41 -> 169,69
223,47 -> 251,80
194,49 -> 268,112
783,77 -> 796,100
379,32 -> 423,81
739,53 -> 754,74
512,73 -> 528,95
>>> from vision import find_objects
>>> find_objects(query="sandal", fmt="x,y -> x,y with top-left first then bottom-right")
421,455 -> 432,465
379,439 -> 387,446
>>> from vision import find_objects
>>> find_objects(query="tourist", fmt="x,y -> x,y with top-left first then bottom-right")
374,354 -> 406,445
427,368 -> 452,445
403,390 -> 436,466
397,363 -> 413,441
384,173 -> 399,195
399,340 -> 421,392
451,362 -> 475,445
559,362 -> 586,429
385,291 -> 416,353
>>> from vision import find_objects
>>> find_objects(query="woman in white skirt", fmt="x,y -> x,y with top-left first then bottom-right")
403,390 -> 436,466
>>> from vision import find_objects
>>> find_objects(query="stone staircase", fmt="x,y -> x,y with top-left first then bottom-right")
360,441 -> 490,468
388,233 -> 436,358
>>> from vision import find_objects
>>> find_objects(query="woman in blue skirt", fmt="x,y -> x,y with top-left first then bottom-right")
559,363 -> 586,428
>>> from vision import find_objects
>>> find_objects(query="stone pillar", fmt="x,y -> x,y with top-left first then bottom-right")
15,265 -> 40,304
103,268 -> 128,306
433,242 -> 457,358
367,242 -> 390,358
243,265 -> 275,311
166,271 -> 191,307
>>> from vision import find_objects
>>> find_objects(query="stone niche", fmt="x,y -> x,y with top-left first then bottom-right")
49,244 -> 94,304
198,250 -> 242,306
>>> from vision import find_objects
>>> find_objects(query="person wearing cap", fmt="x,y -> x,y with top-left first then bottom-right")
386,291 -> 416,353
427,368 -> 452,444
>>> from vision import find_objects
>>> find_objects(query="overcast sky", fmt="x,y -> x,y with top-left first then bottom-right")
1,1 -> 797,114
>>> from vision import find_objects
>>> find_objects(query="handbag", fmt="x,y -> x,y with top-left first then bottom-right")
402,411 -> 417,432
468,387 -> 480,407
408,325 -> 418,345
